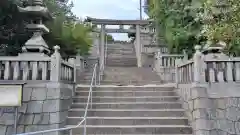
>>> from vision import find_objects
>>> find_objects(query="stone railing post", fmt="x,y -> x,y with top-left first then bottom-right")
175,59 -> 181,88
191,45 -> 212,135
68,58 -> 76,83
75,55 -> 81,67
76,55 -> 83,71
193,45 -> 205,83
183,49 -> 188,61
50,45 -> 62,81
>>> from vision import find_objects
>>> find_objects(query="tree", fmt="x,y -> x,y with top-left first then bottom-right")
106,34 -> 114,42
0,0 -> 93,56
0,0 -> 30,55
146,0 -> 240,56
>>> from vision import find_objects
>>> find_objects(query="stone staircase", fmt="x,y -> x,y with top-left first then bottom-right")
77,58 -> 98,84
106,43 -> 137,67
66,86 -> 192,134
66,42 -> 193,134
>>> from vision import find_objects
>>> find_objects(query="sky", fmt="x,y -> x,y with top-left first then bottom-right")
71,0 -> 148,41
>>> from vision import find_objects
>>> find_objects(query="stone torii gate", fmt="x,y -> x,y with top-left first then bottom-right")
86,17 -> 152,69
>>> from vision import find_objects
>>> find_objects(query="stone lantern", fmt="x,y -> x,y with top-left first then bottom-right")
17,0 -> 52,57
202,41 -> 229,60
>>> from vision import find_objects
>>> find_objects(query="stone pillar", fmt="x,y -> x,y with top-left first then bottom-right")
100,24 -> 105,71
50,46 -> 61,82
104,34 -> 107,65
68,58 -> 76,83
75,55 -> 82,70
136,24 -> 142,67
183,49 -> 188,61
191,45 -> 212,135
175,58 -> 181,87
193,45 -> 205,83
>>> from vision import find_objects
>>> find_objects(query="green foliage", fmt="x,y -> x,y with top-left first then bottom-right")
106,34 -> 114,42
0,0 -> 92,56
147,0 -> 240,56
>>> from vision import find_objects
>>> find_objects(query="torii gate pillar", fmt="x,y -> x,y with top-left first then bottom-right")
100,24 -> 106,71
135,24 -> 142,67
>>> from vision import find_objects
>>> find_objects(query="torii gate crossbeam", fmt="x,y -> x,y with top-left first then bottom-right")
87,17 -> 151,68
86,17 -> 151,25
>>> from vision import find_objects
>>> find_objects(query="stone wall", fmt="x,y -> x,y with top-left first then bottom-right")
0,81 -> 73,135
176,84 -> 193,123
208,97 -> 240,135
176,83 -> 240,135
176,84 -> 212,135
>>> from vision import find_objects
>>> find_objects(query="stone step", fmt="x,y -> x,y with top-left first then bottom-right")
78,80 -> 162,85
106,59 -> 137,62
77,81 -> 91,84
107,49 -> 134,52
106,60 -> 137,63
106,64 -> 137,67
74,91 -> 176,97
107,57 -> 136,59
76,86 -> 174,91
81,75 -> 95,80
72,96 -> 179,103
70,134 -> 192,135
107,56 -> 136,59
107,46 -> 133,48
106,56 -> 136,58
107,52 -> 134,54
66,117 -> 189,125
99,81 -> 162,85
71,102 -> 182,109
66,125 -> 192,134
107,52 -> 135,55
107,47 -> 133,49
106,60 -> 137,64
107,52 -> 135,54
106,61 -> 137,64
68,109 -> 186,117
107,46 -> 134,48
100,79 -> 161,83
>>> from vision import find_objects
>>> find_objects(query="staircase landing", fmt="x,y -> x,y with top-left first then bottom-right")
102,67 -> 163,85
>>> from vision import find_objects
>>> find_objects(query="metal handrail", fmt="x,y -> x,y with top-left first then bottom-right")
17,63 -> 98,135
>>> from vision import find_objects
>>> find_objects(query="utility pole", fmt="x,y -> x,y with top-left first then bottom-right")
154,0 -> 160,47
140,0 -> 142,20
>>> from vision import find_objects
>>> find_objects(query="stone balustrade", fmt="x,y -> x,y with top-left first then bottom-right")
154,53 -> 185,83
176,61 -> 194,84
158,54 -> 185,67
0,58 -> 51,81
60,61 -> 74,82
204,60 -> 240,82
0,46 -> 77,83
173,45 -> 240,135
176,55 -> 240,84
